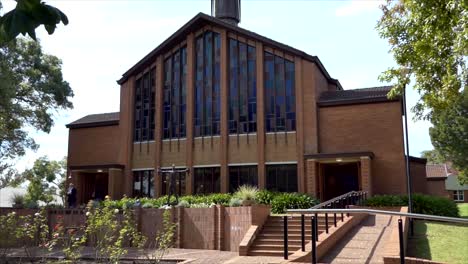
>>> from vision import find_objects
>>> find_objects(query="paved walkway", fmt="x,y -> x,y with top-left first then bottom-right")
4,247 -> 285,264
320,214 -> 394,264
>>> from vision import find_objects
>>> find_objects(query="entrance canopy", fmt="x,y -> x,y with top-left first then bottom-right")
304,152 -> 374,201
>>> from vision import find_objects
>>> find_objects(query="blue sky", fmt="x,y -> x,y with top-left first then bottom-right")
2,0 -> 433,170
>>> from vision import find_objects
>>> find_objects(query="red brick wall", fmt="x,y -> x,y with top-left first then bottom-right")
68,125 -> 120,167
426,180 -> 450,198
410,161 -> 427,194
223,204 -> 270,251
318,102 -> 406,195
0,206 -> 269,252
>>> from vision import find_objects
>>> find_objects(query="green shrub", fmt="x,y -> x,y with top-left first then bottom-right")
256,189 -> 277,205
364,194 -> 459,217
364,195 -> 406,207
408,194 -> 459,217
176,200 -> 190,208
10,193 -> 25,207
271,193 -> 319,214
234,185 -> 258,202
204,193 -> 232,206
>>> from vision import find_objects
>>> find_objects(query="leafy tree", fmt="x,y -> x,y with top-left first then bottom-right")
420,149 -> 445,164
378,0 -> 467,183
430,89 -> 468,184
377,0 -> 467,119
23,156 -> 67,205
0,38 -> 73,188
0,0 -> 68,43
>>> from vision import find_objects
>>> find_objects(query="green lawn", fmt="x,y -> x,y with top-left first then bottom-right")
407,204 -> 468,264
458,203 -> 468,218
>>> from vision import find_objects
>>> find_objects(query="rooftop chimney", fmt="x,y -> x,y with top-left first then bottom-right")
211,0 -> 241,26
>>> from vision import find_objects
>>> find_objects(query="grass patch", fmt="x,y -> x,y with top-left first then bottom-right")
458,203 -> 468,218
407,220 -> 468,264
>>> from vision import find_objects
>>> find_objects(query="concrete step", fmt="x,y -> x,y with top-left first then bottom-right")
263,224 -> 327,229
260,229 -> 324,235
247,249 -> 286,257
250,244 -> 301,251
254,239 -> 304,245
256,233 -> 316,240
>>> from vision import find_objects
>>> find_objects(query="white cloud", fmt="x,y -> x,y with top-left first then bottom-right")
335,0 -> 384,17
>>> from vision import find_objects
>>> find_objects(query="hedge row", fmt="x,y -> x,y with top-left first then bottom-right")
102,190 -> 319,214
364,193 -> 459,217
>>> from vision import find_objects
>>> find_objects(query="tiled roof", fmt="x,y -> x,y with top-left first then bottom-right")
66,112 -> 119,129
318,86 -> 398,106
426,164 -> 448,178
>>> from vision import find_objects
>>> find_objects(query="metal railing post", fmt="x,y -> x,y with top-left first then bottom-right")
311,216 -> 317,264
314,213 -> 319,241
284,216 -> 288,260
409,218 -> 414,237
301,214 -> 305,251
341,201 -> 344,221
398,218 -> 405,264
325,213 -> 329,234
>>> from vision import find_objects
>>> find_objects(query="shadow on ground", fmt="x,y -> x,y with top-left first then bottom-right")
406,220 -> 431,260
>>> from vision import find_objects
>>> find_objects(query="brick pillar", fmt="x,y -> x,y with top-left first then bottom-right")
108,168 -> 123,199
360,157 -> 372,196
220,29 -> 229,193
256,42 -> 266,189
185,33 -> 195,195
306,159 -> 318,197
155,56 -> 164,197
176,207 -> 183,248
216,205 -> 225,250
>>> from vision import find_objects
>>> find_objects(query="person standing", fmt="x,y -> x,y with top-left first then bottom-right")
67,183 -> 77,208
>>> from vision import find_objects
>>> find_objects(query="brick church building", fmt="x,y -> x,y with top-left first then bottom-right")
66,0 -> 416,204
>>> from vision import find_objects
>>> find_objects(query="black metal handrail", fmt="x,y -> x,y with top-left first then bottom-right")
282,191 -> 368,260
287,208 -> 468,264
311,190 -> 366,209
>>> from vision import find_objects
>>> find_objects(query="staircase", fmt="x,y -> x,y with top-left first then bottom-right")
248,215 -> 327,257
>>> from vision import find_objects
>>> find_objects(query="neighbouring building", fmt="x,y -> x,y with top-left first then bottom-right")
66,0 -> 414,204
425,163 -> 468,202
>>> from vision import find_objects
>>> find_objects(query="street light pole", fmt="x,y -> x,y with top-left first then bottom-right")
402,84 -> 414,235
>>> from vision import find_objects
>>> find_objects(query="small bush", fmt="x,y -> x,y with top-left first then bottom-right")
176,200 -> 190,208
256,189 -> 277,205
234,185 -> 258,202
364,195 -> 406,207
229,197 -> 243,207
10,193 -> 25,207
271,193 -> 318,214
190,203 -> 211,208
364,194 -> 459,217
204,193 -> 232,206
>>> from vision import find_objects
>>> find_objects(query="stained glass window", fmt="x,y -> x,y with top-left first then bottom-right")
134,69 -> 155,141
229,39 -> 256,134
264,52 -> 295,132
195,31 -> 221,137
163,47 -> 187,139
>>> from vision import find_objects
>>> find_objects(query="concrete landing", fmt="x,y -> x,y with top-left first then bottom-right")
320,214 -> 394,264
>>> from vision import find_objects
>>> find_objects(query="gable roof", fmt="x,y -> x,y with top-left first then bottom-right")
66,112 -> 119,129
117,12 -> 341,89
317,86 -> 399,107
426,164 -> 448,179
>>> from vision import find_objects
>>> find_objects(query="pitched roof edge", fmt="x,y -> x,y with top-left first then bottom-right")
66,120 -> 119,129
116,12 -> 340,87
318,97 -> 400,107
408,156 -> 427,164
